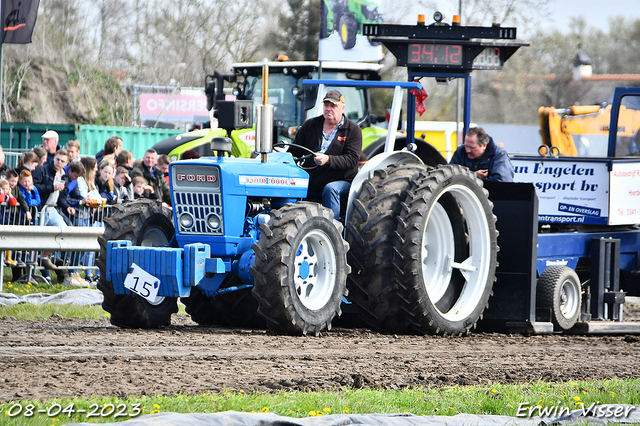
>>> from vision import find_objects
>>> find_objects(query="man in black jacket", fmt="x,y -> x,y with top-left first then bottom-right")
290,90 -> 362,220
130,148 -> 171,205
32,149 -> 74,225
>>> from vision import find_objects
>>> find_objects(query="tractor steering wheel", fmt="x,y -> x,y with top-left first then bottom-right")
274,142 -> 319,170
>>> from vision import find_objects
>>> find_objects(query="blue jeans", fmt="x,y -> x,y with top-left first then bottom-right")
317,180 -> 351,220
43,207 -> 68,227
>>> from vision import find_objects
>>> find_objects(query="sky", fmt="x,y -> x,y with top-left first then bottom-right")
541,0 -> 640,33
395,0 -> 640,35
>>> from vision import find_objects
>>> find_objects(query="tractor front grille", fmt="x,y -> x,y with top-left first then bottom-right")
174,191 -> 224,235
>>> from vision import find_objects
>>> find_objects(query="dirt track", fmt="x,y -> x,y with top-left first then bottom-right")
2,308 -> 640,402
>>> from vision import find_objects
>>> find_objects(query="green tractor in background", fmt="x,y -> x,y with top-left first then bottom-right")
152,60 -> 391,161
321,0 -> 382,50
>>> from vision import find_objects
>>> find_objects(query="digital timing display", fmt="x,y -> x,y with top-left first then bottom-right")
407,43 -> 463,66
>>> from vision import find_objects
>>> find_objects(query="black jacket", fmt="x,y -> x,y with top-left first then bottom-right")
290,115 -> 362,193
32,162 -> 70,211
130,163 -> 171,205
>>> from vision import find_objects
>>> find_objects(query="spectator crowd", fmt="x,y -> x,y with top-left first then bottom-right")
0,131 -> 173,287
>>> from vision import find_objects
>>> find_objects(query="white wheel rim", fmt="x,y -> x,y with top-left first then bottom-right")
294,230 -> 337,311
421,184 -> 491,321
560,278 -> 580,319
422,203 -> 455,303
140,226 -> 169,247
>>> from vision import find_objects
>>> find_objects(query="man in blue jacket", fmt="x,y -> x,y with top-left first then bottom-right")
450,127 -> 514,182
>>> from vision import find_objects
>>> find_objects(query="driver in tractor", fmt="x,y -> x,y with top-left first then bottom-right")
290,90 -> 362,220
450,127 -> 514,183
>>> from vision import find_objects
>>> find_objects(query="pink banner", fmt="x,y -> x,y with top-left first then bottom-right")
140,93 -> 209,122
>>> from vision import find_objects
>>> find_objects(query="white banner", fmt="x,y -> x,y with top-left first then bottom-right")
512,159 -> 610,225
609,163 -> 640,225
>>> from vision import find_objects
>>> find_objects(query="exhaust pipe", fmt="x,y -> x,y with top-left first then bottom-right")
255,61 -> 274,162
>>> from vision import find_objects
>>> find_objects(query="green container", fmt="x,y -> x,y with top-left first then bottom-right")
0,122 -> 183,160
0,123 -> 76,151
76,125 -> 183,159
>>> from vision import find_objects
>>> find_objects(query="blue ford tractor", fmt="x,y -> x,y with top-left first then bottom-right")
98,64 -> 500,336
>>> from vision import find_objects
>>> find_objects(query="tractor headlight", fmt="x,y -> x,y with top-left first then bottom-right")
207,214 -> 221,230
179,213 -> 194,229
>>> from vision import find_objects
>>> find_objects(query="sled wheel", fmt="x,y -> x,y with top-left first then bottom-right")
395,164 -> 498,336
537,265 -> 582,330
339,14 -> 358,49
346,163 -> 429,333
97,200 -> 178,328
251,202 -> 349,336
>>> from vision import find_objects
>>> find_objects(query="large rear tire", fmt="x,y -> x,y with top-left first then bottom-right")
346,163 -> 429,333
97,200 -> 178,328
251,202 -> 349,336
395,165 -> 498,335
537,265 -> 582,330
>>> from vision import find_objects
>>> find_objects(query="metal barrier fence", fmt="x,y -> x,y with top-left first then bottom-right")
3,151 -> 30,170
2,150 -> 98,170
0,203 -> 111,290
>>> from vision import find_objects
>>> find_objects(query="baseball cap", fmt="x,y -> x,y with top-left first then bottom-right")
42,130 -> 59,140
323,90 -> 345,105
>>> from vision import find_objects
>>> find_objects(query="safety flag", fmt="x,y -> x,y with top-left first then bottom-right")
2,0 -> 40,44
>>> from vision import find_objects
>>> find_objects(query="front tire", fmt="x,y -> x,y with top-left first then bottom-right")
97,200 -> 178,328
537,266 -> 582,330
395,165 -> 498,335
251,202 -> 349,336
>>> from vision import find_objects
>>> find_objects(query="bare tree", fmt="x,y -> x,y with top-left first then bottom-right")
127,0 -> 270,87
94,0 -> 131,68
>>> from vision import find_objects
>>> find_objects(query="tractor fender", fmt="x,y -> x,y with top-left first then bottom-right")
364,136 -> 447,167
344,150 -> 423,226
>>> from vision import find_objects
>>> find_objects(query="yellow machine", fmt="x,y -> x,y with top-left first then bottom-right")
539,103 -> 640,157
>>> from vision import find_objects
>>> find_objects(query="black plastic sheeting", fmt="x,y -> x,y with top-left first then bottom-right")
68,405 -> 640,426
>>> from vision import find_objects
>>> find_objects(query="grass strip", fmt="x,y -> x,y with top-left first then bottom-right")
0,379 -> 639,425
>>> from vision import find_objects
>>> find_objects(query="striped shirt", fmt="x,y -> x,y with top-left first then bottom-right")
320,116 -> 345,153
